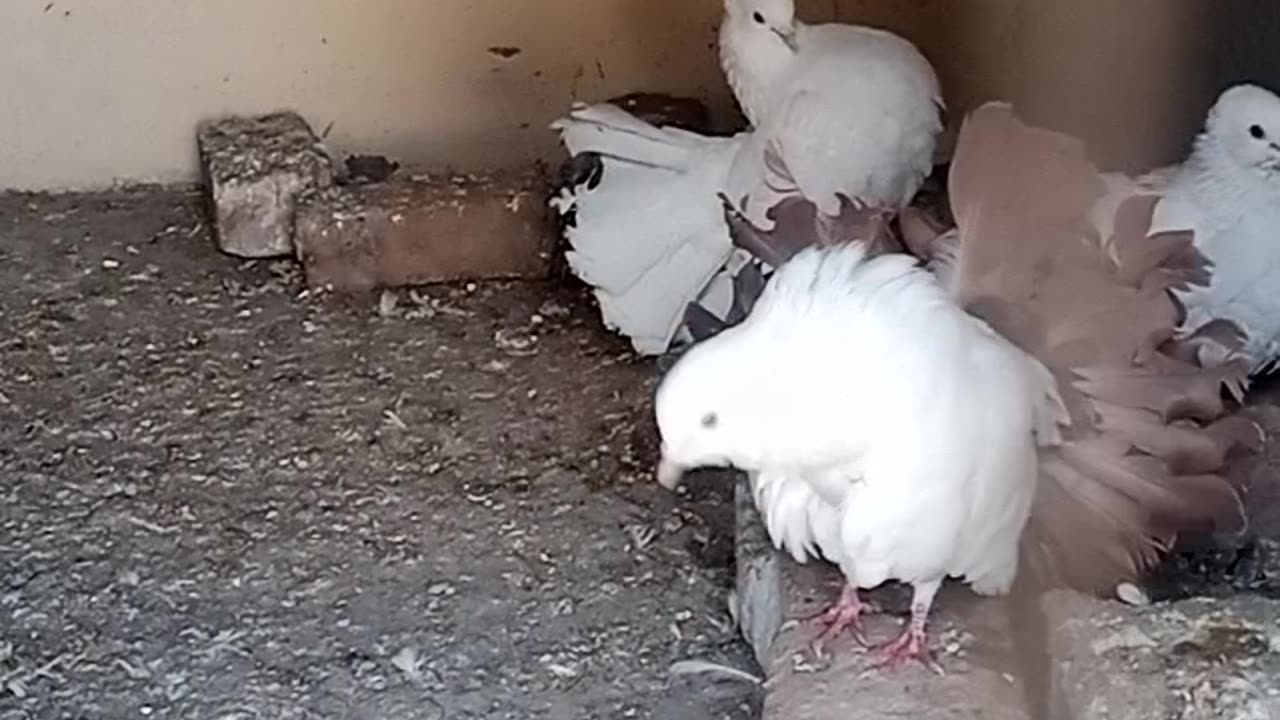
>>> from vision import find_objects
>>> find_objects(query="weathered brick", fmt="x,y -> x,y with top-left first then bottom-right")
197,111 -> 335,258
1044,589 -> 1280,719
294,170 -> 553,292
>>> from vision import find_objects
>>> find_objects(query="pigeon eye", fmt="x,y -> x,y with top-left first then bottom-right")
1250,124 -> 1266,140
700,412 -> 719,429
752,11 -> 766,24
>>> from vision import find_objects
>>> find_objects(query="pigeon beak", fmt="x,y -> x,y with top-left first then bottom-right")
656,455 -> 686,490
774,27 -> 799,53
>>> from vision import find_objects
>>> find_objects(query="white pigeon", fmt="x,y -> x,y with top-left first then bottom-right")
657,242 -> 1056,669
653,103 -> 1256,671
716,0 -> 943,221
549,0 -> 942,356
1094,83 -> 1280,376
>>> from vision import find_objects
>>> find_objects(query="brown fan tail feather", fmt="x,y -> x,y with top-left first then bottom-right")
719,193 -> 798,267
946,102 -> 1261,598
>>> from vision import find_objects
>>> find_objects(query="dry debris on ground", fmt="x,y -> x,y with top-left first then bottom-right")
5,185 -> 1280,720
0,187 -> 762,720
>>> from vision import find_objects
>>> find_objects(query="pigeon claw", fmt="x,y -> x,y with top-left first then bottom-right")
865,626 -> 945,677
807,587 -> 878,652
816,605 -> 871,648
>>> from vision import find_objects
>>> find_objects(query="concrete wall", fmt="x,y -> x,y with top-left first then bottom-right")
0,0 -> 1273,190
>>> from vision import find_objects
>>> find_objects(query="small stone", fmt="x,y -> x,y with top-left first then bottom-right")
377,290 -> 399,317
427,582 -> 455,596
1116,582 -> 1151,606
546,662 -> 579,679
197,111 -> 335,258
363,673 -> 388,691
538,300 -> 571,318
390,647 -> 424,682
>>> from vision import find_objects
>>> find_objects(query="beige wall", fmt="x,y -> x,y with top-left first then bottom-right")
1,0 -> 735,190
0,0 -> 1267,190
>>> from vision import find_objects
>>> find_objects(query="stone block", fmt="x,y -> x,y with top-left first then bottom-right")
1045,590 -> 1280,719
294,170 -> 554,292
197,111 -> 335,258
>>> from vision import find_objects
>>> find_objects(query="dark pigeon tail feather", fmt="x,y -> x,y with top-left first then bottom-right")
683,302 -> 729,342
719,194 -> 793,267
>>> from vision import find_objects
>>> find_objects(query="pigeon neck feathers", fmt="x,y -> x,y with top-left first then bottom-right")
1175,84 -> 1280,219
1178,130 -> 1280,220
719,8 -> 799,127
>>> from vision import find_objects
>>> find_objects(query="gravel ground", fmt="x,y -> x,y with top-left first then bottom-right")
0,187 -> 763,720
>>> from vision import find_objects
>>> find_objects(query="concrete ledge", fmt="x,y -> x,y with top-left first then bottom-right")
294,171 -> 554,292
733,477 -> 1280,720
731,478 -> 783,668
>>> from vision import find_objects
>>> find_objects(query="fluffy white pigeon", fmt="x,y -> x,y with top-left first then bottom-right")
654,102 -> 1259,671
1093,83 -> 1280,376
717,0 -> 942,218
660,240 -> 1056,671
548,0 -> 942,356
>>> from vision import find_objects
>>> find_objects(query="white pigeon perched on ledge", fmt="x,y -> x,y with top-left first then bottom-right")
1094,83 -> 1280,377
715,0 -> 943,224
653,102 -> 1260,672
549,0 -> 942,356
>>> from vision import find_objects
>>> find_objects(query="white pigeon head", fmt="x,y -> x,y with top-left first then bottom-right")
723,0 -> 799,52
1203,83 -> 1280,175
652,330 -> 770,489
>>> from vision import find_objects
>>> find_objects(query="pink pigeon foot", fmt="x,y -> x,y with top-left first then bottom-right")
865,578 -> 946,676
808,585 -> 878,649
870,625 -> 942,674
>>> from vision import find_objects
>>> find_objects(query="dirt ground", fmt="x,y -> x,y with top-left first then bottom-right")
0,188 -> 763,720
